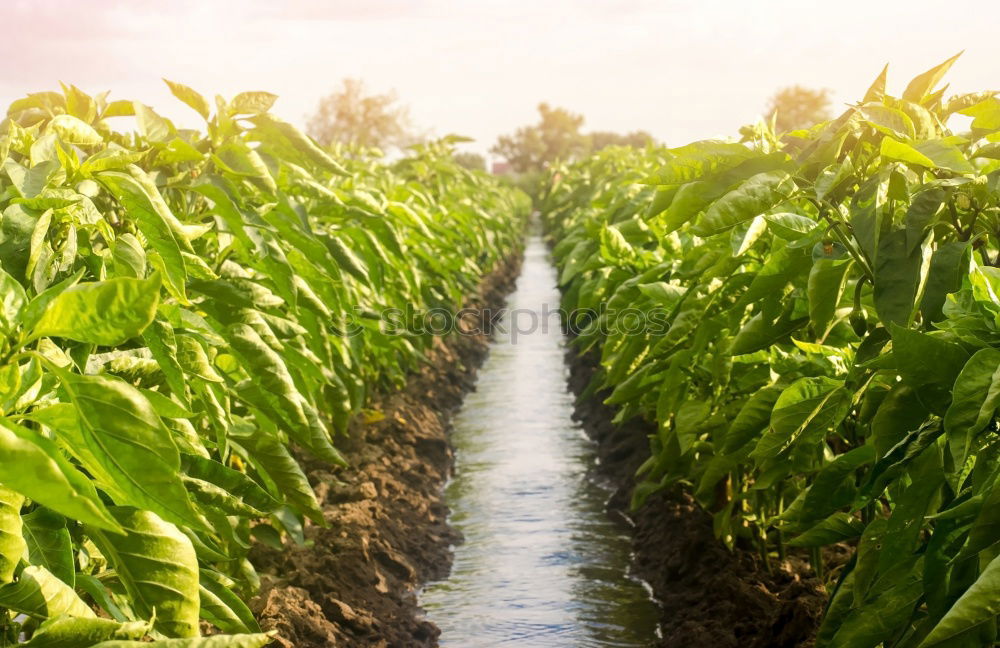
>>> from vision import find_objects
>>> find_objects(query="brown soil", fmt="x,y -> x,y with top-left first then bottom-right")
249,254 -> 522,648
566,347 -> 833,648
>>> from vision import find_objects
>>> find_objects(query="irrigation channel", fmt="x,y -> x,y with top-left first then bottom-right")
419,230 -> 661,647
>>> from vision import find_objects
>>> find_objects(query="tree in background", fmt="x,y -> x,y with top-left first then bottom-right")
765,85 -> 832,132
589,130 -> 656,151
453,151 -> 486,171
491,103 -> 589,173
307,78 -> 417,150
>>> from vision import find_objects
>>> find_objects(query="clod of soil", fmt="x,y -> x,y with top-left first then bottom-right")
249,255 -> 522,648
566,347 -> 831,648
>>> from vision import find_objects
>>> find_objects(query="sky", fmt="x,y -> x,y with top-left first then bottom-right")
2,0 -> 999,160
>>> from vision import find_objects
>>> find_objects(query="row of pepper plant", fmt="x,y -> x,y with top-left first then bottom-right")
0,82 -> 529,646
542,55 -> 1000,647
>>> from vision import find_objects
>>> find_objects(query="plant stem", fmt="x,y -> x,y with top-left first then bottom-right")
811,546 -> 825,581
808,196 -> 875,282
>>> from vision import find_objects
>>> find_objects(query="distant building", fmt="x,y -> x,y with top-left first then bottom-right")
491,161 -> 511,175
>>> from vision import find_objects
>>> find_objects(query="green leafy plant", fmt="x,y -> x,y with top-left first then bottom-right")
543,55 -> 1000,647
0,82 -> 528,644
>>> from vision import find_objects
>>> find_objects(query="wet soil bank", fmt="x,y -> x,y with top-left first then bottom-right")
249,253 -> 522,648
566,348 -> 832,648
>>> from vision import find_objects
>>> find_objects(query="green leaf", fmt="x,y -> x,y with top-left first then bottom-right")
0,267 -> 27,336
904,189 -> 945,253
961,97 -> 1000,131
739,239 -> 812,305
863,63 -> 889,102
0,362 -> 20,408
214,143 -> 277,195
140,389 -> 195,420
787,512 -> 865,547
142,317 -> 189,403
21,508 -> 74,587
861,104 -> 917,139
176,334 -> 224,383
876,449 -> 943,576
228,424 -> 324,524
956,471 -> 1000,562
98,170 -> 188,301
48,115 -> 102,146
227,324 -> 345,466
850,172 -> 889,264
902,52 -> 962,103
4,160 -> 60,199
642,140 -> 756,185
80,148 -> 146,175
322,233 -> 370,284
873,229 -> 926,327
249,113 -> 348,175
28,275 -> 161,346
0,565 -> 94,619
87,507 -> 200,638
164,80 -> 210,120
731,215 -> 767,255
913,139 -> 976,174
730,311 -> 808,356
183,477 -> 263,518
695,171 -> 794,236
0,486 -> 25,584
0,418 -> 121,532
132,103 -> 174,142
890,325 -> 969,414
599,224 -> 635,264
637,282 -> 685,309
870,384 -> 928,458
825,562 -> 924,648
944,349 -> 1000,472
751,377 -> 851,463
645,185 -> 679,218
75,574 -> 127,622
721,385 -> 783,454
807,258 -> 851,337
21,615 -> 149,647
657,180 -> 716,233
52,370 -> 206,532
180,454 -> 280,515
797,445 -> 876,527
862,421 -> 943,503
113,233 -> 147,279
674,399 -> 710,454
920,551 -> 1000,646
230,92 -> 278,116
763,212 -> 817,239
198,569 -> 261,634
880,137 -> 975,174
880,136 -> 935,167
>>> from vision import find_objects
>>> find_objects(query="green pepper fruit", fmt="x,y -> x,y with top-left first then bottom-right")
850,309 -> 867,337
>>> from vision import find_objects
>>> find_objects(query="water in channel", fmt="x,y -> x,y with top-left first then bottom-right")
420,232 -> 660,647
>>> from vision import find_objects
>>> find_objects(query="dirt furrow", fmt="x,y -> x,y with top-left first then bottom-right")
249,254 -> 522,648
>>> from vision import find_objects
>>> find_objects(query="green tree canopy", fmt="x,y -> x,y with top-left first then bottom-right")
453,151 -> 486,171
491,103 -> 589,173
492,105 -> 659,174
589,130 -> 656,151
765,85 -> 832,133
307,78 -> 417,150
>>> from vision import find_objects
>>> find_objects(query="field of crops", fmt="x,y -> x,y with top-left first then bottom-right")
0,83 -> 528,645
542,57 -> 1000,647
5,53 -> 1000,648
